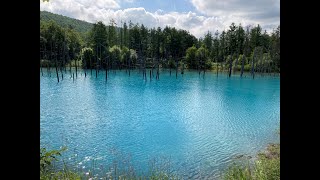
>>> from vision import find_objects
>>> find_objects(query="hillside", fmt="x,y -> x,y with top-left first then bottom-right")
40,11 -> 93,34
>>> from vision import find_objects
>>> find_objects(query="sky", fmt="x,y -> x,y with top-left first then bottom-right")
40,0 -> 280,38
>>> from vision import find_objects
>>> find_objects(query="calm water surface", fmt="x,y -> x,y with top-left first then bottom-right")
40,69 -> 280,179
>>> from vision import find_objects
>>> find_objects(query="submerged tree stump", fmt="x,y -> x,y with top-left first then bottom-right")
41,62 -> 43,76
240,55 -> 245,77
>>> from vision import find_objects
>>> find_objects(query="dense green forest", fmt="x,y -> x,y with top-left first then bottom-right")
40,11 -> 280,80
40,11 -> 93,35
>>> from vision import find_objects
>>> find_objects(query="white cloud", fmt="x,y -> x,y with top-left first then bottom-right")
190,0 -> 279,32
40,0 -> 279,38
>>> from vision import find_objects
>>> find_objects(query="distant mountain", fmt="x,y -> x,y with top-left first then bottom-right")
40,11 -> 93,34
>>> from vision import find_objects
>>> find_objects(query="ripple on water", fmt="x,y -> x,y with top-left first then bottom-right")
40,70 -> 280,178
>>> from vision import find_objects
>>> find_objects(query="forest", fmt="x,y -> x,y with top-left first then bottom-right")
40,11 -> 280,80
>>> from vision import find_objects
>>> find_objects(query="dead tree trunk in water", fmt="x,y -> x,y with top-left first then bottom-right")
233,54 -> 239,74
89,56 -> 92,76
60,64 -> 63,80
75,56 -> 78,78
175,57 -> 178,79
82,54 -> 86,78
228,55 -> 233,78
69,53 -> 72,73
59,47 -> 63,81
156,58 -> 160,80
40,61 -> 43,76
128,56 -> 131,77
96,45 -> 98,78
54,53 -> 59,83
216,57 -> 218,77
198,56 -> 201,76
221,61 -> 223,74
99,44 -> 101,74
181,61 -> 184,75
52,42 -> 59,83
47,63 -> 51,77
251,49 -> 256,79
240,55 -> 245,77
144,56 -> 147,81
203,65 -> 206,79
105,54 -> 108,81
40,46 -> 44,76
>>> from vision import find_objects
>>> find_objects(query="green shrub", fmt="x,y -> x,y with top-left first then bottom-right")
40,147 -> 81,180
224,143 -> 280,180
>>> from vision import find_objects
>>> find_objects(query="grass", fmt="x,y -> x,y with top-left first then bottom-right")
40,144 -> 279,180
224,143 -> 280,180
40,142 -> 279,180
40,147 -> 81,180
40,147 -> 180,180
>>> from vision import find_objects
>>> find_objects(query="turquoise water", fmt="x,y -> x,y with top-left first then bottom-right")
40,69 -> 280,178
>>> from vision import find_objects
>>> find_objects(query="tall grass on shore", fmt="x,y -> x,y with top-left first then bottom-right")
224,143 -> 280,180
40,146 -> 179,180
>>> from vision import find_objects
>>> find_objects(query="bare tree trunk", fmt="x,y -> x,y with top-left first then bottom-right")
203,65 -> 205,79
240,55 -> 245,77
251,49 -> 255,79
234,54 -> 239,74
83,54 -> 86,78
69,53 -> 72,73
52,42 -> 59,83
47,63 -> 50,77
60,64 -> 63,80
216,57 -> 218,77
105,56 -> 108,81
90,56 -> 93,76
41,61 -> 43,76
129,56 -> 131,77
228,54 -> 233,78
96,46 -> 98,78
150,69 -> 152,81
198,56 -> 200,76
175,57 -> 178,79
55,54 -> 59,83
59,47 -> 63,81
75,56 -> 78,78
99,44 -> 102,74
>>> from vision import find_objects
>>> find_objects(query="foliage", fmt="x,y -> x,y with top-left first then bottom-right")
109,45 -> 122,65
40,11 -> 92,36
80,47 -> 94,68
186,46 -> 197,69
224,143 -> 280,180
40,11 -> 280,72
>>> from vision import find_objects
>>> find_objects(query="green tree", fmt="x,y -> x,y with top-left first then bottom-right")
196,45 -> 209,71
89,21 -> 108,69
186,46 -> 197,69
81,47 -> 94,69
109,45 -> 121,68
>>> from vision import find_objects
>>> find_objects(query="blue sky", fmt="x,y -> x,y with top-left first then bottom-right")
40,0 -> 280,38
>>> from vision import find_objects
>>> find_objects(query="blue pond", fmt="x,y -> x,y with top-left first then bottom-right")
40,69 -> 280,178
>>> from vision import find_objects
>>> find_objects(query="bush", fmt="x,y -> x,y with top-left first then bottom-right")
244,64 -> 251,71
40,147 -> 81,180
224,143 -> 280,180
